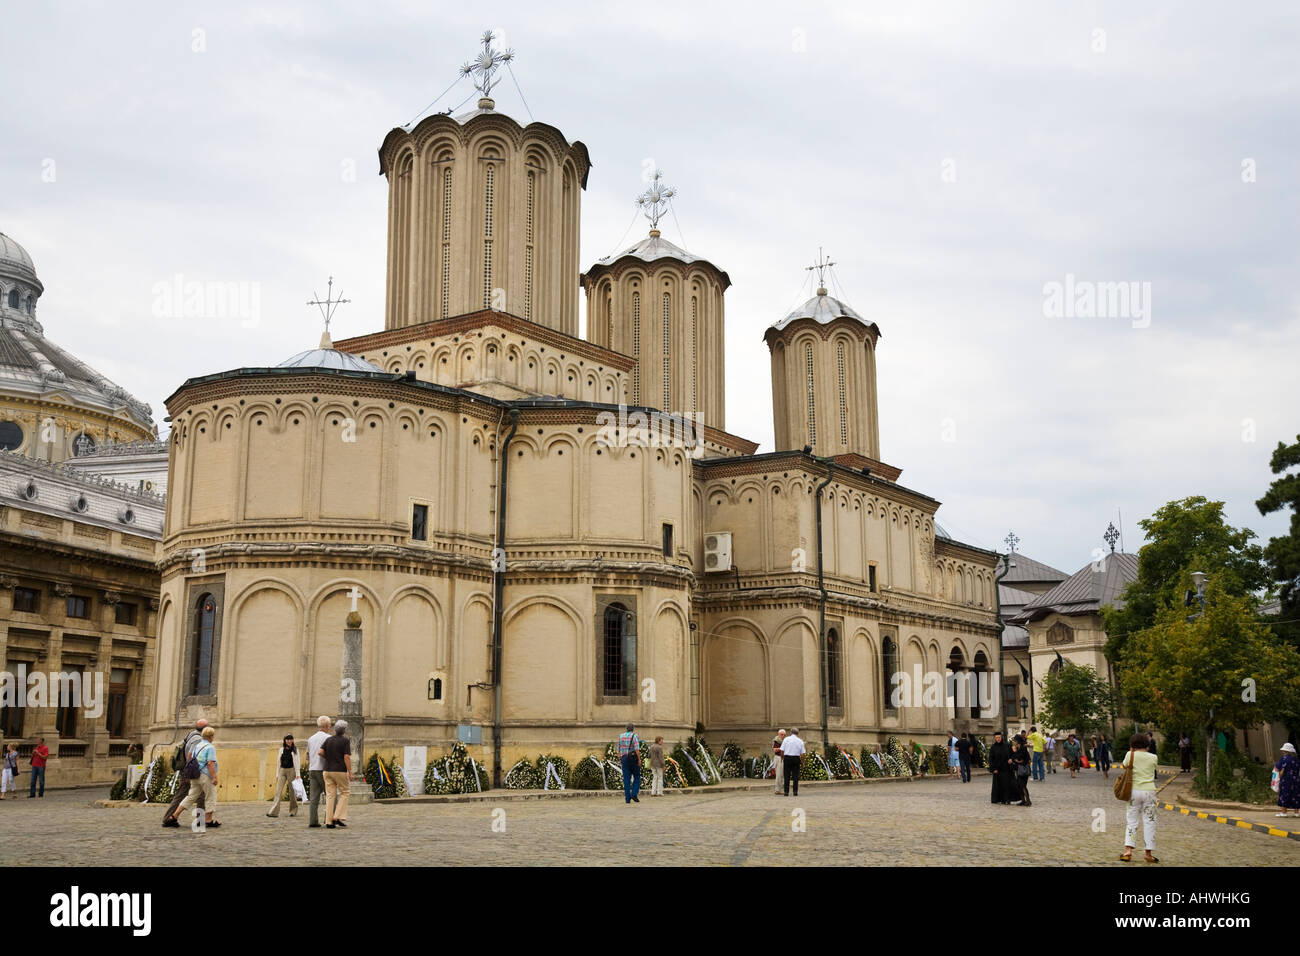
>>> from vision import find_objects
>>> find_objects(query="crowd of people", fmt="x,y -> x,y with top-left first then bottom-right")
160,715 -> 355,831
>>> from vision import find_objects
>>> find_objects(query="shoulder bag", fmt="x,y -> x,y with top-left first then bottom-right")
1113,751 -> 1134,801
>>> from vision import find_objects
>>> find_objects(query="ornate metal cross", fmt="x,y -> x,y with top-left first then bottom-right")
307,277 -> 350,334
460,30 -> 514,100
807,247 -> 836,294
1004,530 -> 1020,553
1104,522 -> 1121,553
635,169 -> 677,232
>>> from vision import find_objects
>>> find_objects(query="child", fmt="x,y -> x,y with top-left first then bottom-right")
1,743 -> 19,798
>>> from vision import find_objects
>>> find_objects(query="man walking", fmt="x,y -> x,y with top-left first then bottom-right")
780,727 -> 806,797
956,732 -> 972,783
28,737 -> 49,798
168,725 -> 219,829
1028,726 -> 1046,782
772,729 -> 786,794
618,723 -> 642,804
1044,733 -> 1057,773
321,719 -> 352,829
162,719 -> 207,827
306,715 -> 331,828
649,736 -> 665,796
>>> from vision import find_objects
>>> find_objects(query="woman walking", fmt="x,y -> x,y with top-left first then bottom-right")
1274,742 -> 1299,818
948,733 -> 960,775
1178,735 -> 1192,773
267,734 -> 301,818
1119,732 -> 1158,863
649,736 -> 665,796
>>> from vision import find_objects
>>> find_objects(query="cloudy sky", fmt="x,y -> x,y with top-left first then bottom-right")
5,1 -> 1298,576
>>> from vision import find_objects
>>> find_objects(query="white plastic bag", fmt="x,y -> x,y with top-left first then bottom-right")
292,777 -> 307,802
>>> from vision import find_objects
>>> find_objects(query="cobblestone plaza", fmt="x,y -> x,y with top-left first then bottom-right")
6,769 -> 1296,867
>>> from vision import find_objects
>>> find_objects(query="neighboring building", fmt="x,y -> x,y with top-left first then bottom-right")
996,545 -> 1068,727
145,34 -> 1001,792
0,232 -> 163,787
1010,542 -> 1139,734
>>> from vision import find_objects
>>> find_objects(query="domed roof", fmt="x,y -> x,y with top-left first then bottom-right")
764,290 -> 878,343
584,231 -> 731,287
0,232 -> 41,291
276,331 -> 383,373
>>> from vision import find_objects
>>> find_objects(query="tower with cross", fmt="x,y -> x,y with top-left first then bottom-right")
807,248 -> 836,297
459,30 -> 514,109
635,170 -> 677,237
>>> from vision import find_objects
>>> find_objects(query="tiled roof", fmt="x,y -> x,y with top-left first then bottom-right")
1011,552 -> 1139,623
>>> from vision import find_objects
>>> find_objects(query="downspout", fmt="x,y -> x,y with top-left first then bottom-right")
815,462 -> 834,756
491,407 -> 520,789
994,554 -> 1011,740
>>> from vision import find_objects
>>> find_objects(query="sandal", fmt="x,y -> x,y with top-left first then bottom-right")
1118,853 -> 1132,862
1144,855 -> 1159,863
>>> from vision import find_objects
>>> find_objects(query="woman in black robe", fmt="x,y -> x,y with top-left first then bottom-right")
1011,735 -> 1032,806
988,731 -> 1014,804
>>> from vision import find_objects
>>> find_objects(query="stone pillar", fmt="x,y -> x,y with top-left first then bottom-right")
339,610 -> 371,802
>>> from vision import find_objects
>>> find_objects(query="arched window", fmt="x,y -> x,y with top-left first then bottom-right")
662,291 -> 671,409
603,603 -> 630,696
6,290 -> 18,309
631,290 -> 641,404
805,343 -> 816,447
827,628 -> 843,708
882,636 -> 898,711
190,594 -> 217,695
440,166 -> 453,319
524,169 -> 536,321
25,295 -> 34,314
971,650 -> 989,718
690,294 -> 698,415
837,342 -> 847,447
482,163 -> 495,308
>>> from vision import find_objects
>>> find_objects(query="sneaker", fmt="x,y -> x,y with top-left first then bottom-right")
162,818 -> 180,828
632,796 -> 639,803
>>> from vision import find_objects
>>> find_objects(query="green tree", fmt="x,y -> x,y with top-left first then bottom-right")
1256,434 -> 1300,650
1038,663 -> 1115,736
1118,578 -> 1300,781
1103,497 -> 1267,666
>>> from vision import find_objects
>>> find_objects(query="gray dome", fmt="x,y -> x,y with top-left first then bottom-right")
585,231 -> 731,287
770,292 -> 867,332
0,232 -> 41,291
276,335 -> 383,373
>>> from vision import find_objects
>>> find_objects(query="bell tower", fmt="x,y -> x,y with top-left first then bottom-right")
764,253 -> 882,458
377,32 -> 591,335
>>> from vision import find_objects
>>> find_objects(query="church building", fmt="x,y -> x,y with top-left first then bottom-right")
146,34 -> 1002,788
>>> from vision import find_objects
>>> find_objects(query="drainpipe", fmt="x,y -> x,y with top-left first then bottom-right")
994,553 -> 1012,740
491,407 -> 520,789
815,461 -> 834,756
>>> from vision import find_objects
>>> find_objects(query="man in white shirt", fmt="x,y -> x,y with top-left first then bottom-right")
779,728 -> 807,797
306,715 -> 332,828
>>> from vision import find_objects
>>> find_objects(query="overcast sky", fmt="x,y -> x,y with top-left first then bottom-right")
5,1 -> 1298,576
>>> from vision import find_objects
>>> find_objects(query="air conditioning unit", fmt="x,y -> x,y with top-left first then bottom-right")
703,531 -> 733,572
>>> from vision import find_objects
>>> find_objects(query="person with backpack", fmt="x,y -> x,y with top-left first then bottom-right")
167,726 -> 220,829
162,718 -> 208,828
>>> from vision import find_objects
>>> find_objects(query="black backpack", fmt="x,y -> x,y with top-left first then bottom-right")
171,731 -> 197,772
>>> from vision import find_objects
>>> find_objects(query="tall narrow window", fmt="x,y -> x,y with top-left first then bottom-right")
837,342 -> 848,447
662,522 -> 674,558
106,668 -> 129,738
524,170 -> 536,321
805,343 -> 817,447
55,666 -> 83,738
482,164 -> 495,308
882,636 -> 898,711
605,292 -> 613,347
190,594 -> 216,696
603,603 -> 630,696
827,628 -> 843,708
690,295 -> 698,415
631,291 -> 641,404
411,503 -> 429,541
662,291 -> 671,410
441,167 -> 452,319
